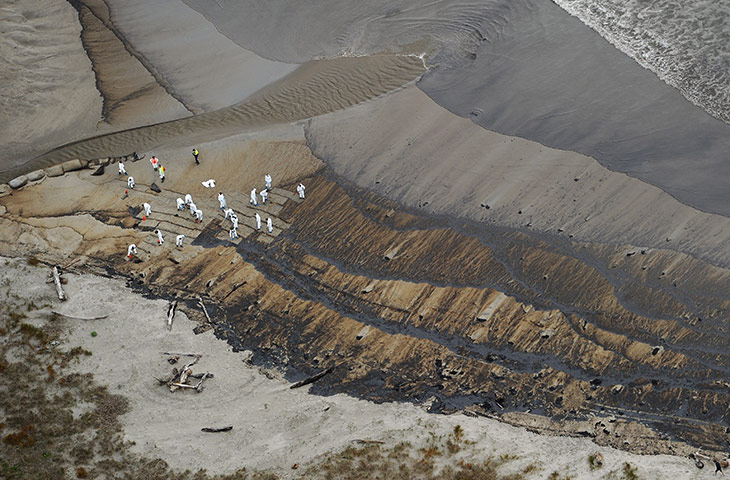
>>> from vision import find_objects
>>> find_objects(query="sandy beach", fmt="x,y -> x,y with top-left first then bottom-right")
1,0 -> 729,478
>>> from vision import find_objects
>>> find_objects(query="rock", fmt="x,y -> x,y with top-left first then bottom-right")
91,165 -> 105,176
0,184 -> 9,196
0,205 -> 6,215
61,159 -> 84,172
150,183 -> 162,193
45,164 -> 65,177
26,170 -> 45,181
9,175 -> 28,189
611,384 -> 624,395
362,281 -> 376,293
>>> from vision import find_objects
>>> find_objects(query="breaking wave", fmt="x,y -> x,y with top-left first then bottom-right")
553,0 -> 730,124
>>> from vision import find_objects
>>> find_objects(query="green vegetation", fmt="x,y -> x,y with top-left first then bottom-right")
622,462 -> 639,480
588,454 -> 602,470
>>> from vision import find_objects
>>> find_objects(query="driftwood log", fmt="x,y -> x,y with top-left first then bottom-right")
197,296 -> 212,323
202,426 -> 232,433
167,300 -> 178,330
168,355 -> 201,392
52,266 -> 67,301
52,311 -> 108,321
290,367 -> 333,389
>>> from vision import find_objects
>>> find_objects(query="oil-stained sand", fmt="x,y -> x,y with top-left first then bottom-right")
1,132 -> 728,459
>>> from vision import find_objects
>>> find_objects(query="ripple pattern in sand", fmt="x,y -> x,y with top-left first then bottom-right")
5,55 -> 423,181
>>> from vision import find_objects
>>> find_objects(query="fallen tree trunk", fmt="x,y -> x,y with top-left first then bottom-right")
167,300 -> 177,330
52,266 -> 67,301
290,367 -> 333,389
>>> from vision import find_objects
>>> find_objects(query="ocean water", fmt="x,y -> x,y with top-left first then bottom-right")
554,0 -> 730,125
181,0 -> 730,216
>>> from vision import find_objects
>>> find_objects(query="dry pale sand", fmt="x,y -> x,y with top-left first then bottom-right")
306,85 -> 730,270
15,260 -> 699,480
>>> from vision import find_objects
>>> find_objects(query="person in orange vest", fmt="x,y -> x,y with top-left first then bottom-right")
150,156 -> 159,171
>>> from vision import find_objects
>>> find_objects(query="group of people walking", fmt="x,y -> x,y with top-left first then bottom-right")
122,149 -> 305,260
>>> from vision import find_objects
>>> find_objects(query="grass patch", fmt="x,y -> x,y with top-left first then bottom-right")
622,462 -> 639,480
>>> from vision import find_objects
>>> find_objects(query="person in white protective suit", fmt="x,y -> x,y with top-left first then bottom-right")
194,209 -> 203,223
218,192 -> 227,211
250,188 -> 258,206
184,193 -> 193,206
142,203 -> 151,218
255,213 -> 261,230
127,176 -> 135,189
267,217 -> 273,233
127,244 -> 137,259
118,162 -> 127,175
176,234 -> 185,247
155,229 -> 164,245
176,198 -> 185,211
260,189 -> 269,204
264,174 -> 272,189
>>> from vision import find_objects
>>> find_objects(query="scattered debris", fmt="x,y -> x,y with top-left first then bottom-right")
150,183 -> 162,193
156,354 -> 212,393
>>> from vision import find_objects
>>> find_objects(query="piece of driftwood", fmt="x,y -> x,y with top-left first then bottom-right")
150,183 -> 161,193
167,300 -> 178,330
290,367 -> 333,389
52,266 -> 67,301
198,297 -> 211,323
51,311 -> 108,321
188,372 -> 214,379
91,165 -> 105,176
201,426 -> 232,433
161,351 -> 202,357
61,258 -> 81,270
169,356 -> 200,392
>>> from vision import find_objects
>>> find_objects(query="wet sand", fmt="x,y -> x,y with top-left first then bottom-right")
1,54 -> 424,183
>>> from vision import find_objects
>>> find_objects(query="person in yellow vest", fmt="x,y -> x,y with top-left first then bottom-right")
192,148 -> 200,165
158,165 -> 166,183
